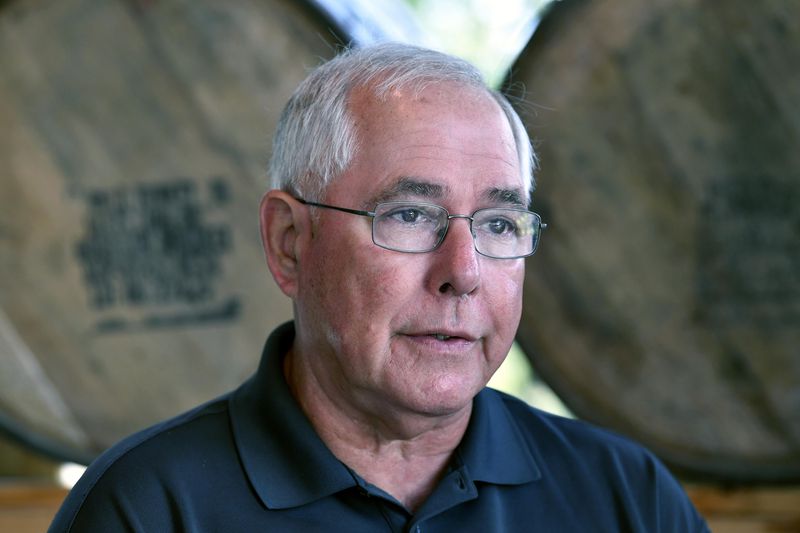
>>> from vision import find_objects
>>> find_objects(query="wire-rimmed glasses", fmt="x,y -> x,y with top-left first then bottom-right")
297,199 -> 546,259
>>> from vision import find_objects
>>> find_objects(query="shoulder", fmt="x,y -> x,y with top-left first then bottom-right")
49,394 -> 237,532
486,389 -> 709,532
492,388 -> 657,466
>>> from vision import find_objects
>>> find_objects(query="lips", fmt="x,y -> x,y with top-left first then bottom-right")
403,330 -> 478,343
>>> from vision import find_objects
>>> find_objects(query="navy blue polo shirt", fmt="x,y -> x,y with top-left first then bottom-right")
50,322 -> 708,532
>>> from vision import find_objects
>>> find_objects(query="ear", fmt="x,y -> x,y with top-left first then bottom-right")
259,190 -> 309,299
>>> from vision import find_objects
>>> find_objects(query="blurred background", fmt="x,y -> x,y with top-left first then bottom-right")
1,0 -> 798,531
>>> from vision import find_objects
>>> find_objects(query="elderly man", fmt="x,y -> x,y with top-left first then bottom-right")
51,43 -> 708,532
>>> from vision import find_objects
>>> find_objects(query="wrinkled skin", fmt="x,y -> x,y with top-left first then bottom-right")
287,83 -> 526,430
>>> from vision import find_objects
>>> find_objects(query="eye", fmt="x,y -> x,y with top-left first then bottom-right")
485,217 -> 517,235
385,206 -> 434,225
394,208 -> 422,223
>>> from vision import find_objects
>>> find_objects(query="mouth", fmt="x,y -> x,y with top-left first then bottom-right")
404,331 -> 478,343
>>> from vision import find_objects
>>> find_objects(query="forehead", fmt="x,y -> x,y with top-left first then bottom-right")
330,82 -> 524,206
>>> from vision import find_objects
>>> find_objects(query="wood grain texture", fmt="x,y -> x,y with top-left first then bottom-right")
511,0 -> 800,481
686,484 -> 800,533
0,0 -> 346,462
0,484 -> 69,533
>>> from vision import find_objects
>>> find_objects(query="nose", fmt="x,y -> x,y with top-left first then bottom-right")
428,216 -> 480,296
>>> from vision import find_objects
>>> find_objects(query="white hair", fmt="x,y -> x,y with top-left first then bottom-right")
269,42 -> 536,202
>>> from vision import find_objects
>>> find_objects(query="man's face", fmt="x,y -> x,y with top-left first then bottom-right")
294,83 -> 526,421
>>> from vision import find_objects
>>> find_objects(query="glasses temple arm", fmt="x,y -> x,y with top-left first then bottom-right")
295,198 -> 375,218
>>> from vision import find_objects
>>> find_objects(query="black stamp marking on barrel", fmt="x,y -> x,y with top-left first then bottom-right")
75,178 -> 239,331
94,298 -> 241,334
695,173 -> 800,328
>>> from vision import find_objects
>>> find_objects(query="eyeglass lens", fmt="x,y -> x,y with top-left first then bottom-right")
372,202 -> 540,258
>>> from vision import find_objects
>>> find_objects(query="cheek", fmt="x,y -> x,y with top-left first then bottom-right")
485,263 -> 525,335
349,253 -> 422,342
354,258 -> 405,305
304,235 -> 412,335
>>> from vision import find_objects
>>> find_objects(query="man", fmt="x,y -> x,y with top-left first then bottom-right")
51,43 -> 708,531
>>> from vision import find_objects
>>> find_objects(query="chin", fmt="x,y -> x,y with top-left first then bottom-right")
407,375 -> 485,417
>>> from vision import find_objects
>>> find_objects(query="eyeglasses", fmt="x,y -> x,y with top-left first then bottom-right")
296,198 -> 546,259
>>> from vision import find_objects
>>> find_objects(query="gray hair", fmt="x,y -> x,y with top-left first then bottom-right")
269,42 -> 536,202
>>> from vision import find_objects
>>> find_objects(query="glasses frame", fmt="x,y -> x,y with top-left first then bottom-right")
296,198 -> 546,259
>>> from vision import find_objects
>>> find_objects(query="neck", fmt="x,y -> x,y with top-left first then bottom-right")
284,346 -> 472,512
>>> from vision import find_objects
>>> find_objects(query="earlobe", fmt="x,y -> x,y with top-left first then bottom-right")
259,191 -> 307,298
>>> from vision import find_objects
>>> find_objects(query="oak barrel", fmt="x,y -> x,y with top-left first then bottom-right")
511,0 -> 800,481
0,0 -> 418,463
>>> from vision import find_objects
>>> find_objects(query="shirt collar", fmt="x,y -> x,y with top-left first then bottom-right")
229,322 -> 356,509
230,321 -> 541,510
456,387 -> 542,485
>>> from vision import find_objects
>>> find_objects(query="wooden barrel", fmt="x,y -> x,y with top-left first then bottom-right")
0,0 -> 419,463
511,0 -> 800,482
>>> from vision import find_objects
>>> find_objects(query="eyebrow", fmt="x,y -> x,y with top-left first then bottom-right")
366,177 -> 527,209
366,177 -> 447,207
485,187 -> 527,208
